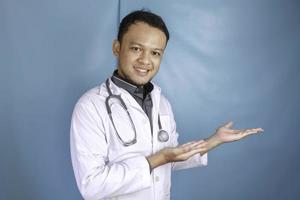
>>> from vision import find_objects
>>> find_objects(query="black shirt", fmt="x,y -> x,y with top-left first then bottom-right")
111,70 -> 154,132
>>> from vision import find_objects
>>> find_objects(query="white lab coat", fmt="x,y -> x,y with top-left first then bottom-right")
70,79 -> 207,200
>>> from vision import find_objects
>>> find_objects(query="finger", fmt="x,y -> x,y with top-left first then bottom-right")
196,139 -> 206,143
245,128 -> 264,133
180,141 -> 197,148
185,140 -> 206,149
238,128 -> 263,133
181,143 -> 198,152
256,128 -> 264,132
240,128 -> 263,137
191,140 -> 206,146
179,140 -> 208,153
171,147 -> 187,155
184,141 -> 207,153
224,121 -> 234,129
225,129 -> 242,134
174,142 -> 208,160
179,142 -> 203,153
179,148 -> 206,159
194,142 -> 207,149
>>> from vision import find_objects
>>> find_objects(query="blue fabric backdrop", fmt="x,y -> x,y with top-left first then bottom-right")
1,0 -> 300,199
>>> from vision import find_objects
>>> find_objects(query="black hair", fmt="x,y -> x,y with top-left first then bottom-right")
117,9 -> 169,44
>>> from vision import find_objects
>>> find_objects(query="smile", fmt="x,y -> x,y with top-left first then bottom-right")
134,66 -> 150,75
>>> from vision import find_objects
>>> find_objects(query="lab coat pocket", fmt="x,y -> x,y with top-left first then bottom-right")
158,163 -> 172,200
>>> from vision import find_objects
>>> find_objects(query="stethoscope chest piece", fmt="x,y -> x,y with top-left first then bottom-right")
157,114 -> 169,143
158,129 -> 169,142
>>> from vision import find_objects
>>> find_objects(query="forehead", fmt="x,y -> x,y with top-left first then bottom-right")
121,22 -> 167,49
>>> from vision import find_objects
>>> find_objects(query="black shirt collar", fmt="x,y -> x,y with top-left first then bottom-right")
111,70 -> 153,99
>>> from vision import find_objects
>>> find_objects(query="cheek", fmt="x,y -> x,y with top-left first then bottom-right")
153,58 -> 162,68
122,52 -> 139,64
119,53 -> 131,66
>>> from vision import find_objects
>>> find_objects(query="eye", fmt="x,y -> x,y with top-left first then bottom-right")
152,51 -> 161,57
130,46 -> 142,52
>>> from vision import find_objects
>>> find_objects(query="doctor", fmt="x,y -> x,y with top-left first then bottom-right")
70,10 -> 263,200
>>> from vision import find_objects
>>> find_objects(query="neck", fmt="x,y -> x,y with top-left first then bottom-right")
116,69 -> 145,87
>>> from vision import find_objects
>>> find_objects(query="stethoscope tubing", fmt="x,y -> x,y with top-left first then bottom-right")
105,78 -> 169,146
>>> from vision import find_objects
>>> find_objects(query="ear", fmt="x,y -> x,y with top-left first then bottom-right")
112,39 -> 120,57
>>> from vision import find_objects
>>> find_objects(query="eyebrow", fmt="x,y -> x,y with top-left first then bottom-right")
129,41 -> 164,52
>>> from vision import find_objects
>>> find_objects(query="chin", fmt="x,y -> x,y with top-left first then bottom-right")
132,78 -> 150,86
134,81 -> 148,86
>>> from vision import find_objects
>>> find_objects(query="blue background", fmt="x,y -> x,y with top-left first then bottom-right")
1,0 -> 300,199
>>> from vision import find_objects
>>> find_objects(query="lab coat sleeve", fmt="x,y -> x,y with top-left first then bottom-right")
164,99 -> 208,171
70,97 -> 152,200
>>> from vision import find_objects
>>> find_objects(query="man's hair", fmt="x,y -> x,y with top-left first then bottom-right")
117,9 -> 170,44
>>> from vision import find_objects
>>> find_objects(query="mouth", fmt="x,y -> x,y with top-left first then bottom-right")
133,66 -> 150,76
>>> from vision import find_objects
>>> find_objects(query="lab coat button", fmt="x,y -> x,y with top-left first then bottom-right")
155,176 -> 160,182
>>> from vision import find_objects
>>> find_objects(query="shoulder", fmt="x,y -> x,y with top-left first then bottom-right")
76,85 -> 100,104
73,84 -> 107,114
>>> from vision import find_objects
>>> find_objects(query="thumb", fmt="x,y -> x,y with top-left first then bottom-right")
224,121 -> 233,129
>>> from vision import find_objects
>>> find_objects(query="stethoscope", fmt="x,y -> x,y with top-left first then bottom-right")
105,79 -> 169,146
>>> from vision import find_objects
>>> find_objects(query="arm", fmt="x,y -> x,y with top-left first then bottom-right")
146,121 -> 263,172
201,121 -> 263,155
70,99 -> 151,200
146,140 -> 206,170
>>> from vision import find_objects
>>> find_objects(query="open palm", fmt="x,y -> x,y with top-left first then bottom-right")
215,121 -> 263,143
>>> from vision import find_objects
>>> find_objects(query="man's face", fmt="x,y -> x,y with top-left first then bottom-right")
113,22 -> 167,86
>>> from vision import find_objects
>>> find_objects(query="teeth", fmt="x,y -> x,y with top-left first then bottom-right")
135,68 -> 147,73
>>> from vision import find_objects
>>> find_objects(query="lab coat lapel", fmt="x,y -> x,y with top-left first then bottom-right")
150,83 -> 162,138
108,79 -> 145,114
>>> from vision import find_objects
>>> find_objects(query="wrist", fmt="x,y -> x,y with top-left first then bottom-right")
205,134 -> 223,150
146,152 -> 168,172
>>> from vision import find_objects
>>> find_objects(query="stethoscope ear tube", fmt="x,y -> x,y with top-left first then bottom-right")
106,79 -> 137,146
158,114 -> 163,130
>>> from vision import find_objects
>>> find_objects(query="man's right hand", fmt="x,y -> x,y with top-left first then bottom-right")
146,140 -> 206,172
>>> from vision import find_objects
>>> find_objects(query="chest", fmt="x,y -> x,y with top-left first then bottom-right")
104,100 -> 173,162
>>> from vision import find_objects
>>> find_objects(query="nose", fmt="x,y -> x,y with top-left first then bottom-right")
137,51 -> 151,66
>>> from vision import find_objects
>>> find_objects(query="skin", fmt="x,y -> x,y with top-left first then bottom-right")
112,22 -> 166,86
112,21 -> 263,172
147,122 -> 263,171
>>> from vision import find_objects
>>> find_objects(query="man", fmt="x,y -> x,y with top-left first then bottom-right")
70,10 -> 263,200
